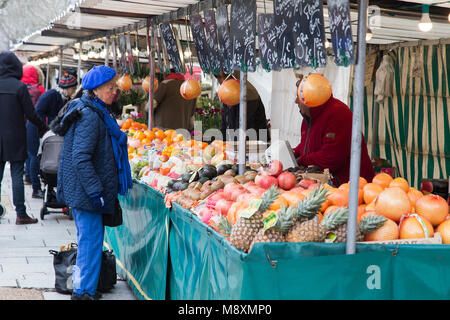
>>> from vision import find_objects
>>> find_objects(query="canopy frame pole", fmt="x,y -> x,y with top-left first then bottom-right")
346,0 -> 368,255
59,46 -> 63,77
105,36 -> 110,66
238,71 -> 247,176
45,60 -> 50,90
147,19 -> 155,130
371,101 -> 379,159
77,41 -> 82,87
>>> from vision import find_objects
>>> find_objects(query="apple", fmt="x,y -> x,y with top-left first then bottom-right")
298,179 -> 316,189
420,181 -> 433,194
277,171 -> 297,190
215,199 -> 233,216
266,160 -> 283,177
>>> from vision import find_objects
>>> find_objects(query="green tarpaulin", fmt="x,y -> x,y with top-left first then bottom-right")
105,181 -> 450,300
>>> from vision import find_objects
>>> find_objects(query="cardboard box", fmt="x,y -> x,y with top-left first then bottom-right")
357,232 -> 442,245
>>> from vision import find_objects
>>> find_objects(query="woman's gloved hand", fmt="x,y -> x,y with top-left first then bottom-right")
90,192 -> 105,210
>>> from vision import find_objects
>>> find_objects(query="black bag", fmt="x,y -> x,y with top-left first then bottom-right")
50,244 -> 117,294
97,250 -> 117,292
49,243 -> 78,294
103,197 -> 123,227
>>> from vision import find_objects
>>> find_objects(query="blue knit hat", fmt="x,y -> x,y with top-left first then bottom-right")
82,65 -> 116,90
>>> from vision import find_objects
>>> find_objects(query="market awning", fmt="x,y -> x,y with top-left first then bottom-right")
12,0 -> 450,63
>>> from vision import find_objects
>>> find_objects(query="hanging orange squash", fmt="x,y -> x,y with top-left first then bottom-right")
117,74 -> 133,91
297,73 -> 332,107
218,79 -> 240,107
180,78 -> 202,100
142,75 -> 159,93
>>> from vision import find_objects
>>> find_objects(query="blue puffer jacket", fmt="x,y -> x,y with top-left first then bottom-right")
56,93 -> 118,214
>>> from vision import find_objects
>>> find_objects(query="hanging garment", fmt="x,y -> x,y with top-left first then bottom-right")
374,54 -> 395,103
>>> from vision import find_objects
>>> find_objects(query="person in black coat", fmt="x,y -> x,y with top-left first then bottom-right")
0,51 -> 48,224
26,71 -> 77,198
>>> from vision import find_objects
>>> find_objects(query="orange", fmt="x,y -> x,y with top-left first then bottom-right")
363,183 -> 383,204
407,188 -> 423,207
324,205 -> 340,217
372,173 -> 393,189
358,177 -> 368,189
173,134 -> 184,143
141,138 -> 150,145
399,214 -> 434,239
316,213 -> 323,224
389,177 -> 409,193
356,204 -> 367,224
436,219 -> 450,244
269,196 -> 289,212
144,130 -> 155,141
327,188 -> 349,207
280,191 -> 305,207
364,218 -> 399,241
155,130 -> 166,140
127,147 -> 135,154
121,121 -> 131,129
338,183 -> 349,190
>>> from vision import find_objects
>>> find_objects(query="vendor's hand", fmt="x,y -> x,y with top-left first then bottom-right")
90,192 -> 106,210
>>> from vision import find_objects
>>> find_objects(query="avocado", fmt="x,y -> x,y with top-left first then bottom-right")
199,165 -> 217,179
178,181 -> 189,191
181,171 -> 193,183
167,179 -> 176,188
217,164 -> 232,175
198,176 -> 210,184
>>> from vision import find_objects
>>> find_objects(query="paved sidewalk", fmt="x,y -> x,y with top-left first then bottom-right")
0,163 -> 137,300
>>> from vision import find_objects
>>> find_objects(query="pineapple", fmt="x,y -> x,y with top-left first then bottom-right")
249,205 -> 294,251
321,208 -> 386,243
229,186 -> 279,253
285,186 -> 329,243
216,215 -> 233,239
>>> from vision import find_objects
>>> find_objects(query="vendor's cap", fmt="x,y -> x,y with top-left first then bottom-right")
81,65 -> 116,90
58,70 -> 77,88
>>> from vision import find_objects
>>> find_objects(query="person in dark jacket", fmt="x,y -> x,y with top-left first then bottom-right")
0,51 -> 49,224
56,65 -> 132,300
26,71 -> 77,198
293,76 -> 374,186
214,71 -> 269,142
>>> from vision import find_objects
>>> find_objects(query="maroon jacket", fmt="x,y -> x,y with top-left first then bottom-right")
293,96 -> 374,186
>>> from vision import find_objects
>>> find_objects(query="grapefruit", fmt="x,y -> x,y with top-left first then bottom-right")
399,214 -> 434,239
375,187 -> 411,222
414,194 -> 449,226
363,183 -> 383,204
364,217 -> 399,241
389,177 -> 409,193
436,219 -> 450,244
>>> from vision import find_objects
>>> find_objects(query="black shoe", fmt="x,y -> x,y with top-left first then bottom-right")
16,215 -> 38,225
71,292 -> 96,300
24,175 -> 31,185
0,204 -> 5,218
32,189 -> 44,199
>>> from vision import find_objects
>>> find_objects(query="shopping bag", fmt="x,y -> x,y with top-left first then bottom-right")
50,244 -> 117,294
97,249 -> 117,292
49,243 -> 77,294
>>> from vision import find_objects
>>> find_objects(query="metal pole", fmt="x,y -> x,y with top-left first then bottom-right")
371,101 -> 379,159
77,41 -> 82,87
238,71 -> 247,176
105,36 -> 110,66
346,0 -> 368,255
59,47 -> 63,77
147,20 -> 155,130
45,61 -> 50,90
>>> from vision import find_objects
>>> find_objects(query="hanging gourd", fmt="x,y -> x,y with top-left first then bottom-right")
297,73 -> 332,107
180,78 -> 202,100
218,79 -> 240,107
142,75 -> 159,93
117,74 -> 133,91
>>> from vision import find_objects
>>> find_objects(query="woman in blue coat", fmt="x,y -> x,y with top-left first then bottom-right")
26,71 -> 77,198
56,66 -> 132,300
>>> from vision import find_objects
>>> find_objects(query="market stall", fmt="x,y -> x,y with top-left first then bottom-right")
13,0 -> 450,300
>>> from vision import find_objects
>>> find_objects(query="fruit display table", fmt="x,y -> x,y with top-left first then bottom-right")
104,180 -> 450,300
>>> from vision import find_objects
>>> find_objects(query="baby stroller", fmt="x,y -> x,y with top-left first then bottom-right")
38,131 -> 73,220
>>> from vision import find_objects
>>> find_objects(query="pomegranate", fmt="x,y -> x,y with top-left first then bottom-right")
266,160 -> 283,176
277,171 -> 296,190
199,207 -> 216,224
255,174 -> 279,189
230,187 -> 245,201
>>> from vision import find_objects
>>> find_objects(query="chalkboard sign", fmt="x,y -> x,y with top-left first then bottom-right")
189,13 -> 211,74
204,10 -> 222,75
257,13 -> 280,71
215,5 -> 232,74
230,0 -> 256,72
273,0 -> 295,69
160,23 -> 183,73
292,0 -> 327,68
327,0 -> 354,66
